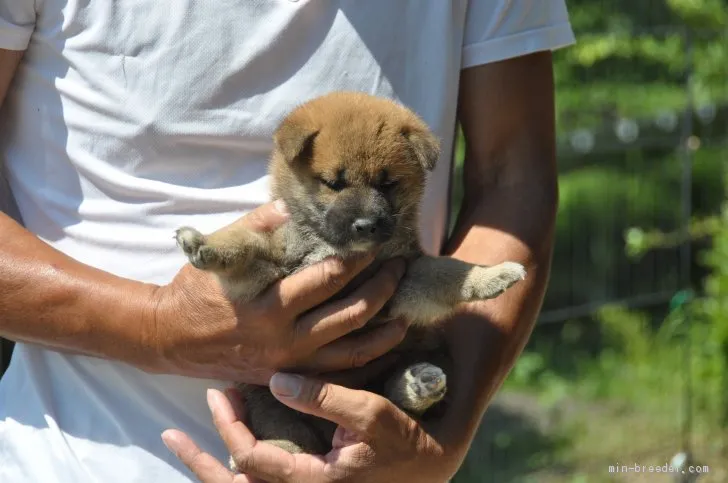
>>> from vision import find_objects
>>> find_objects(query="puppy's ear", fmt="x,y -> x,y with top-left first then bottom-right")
402,126 -> 440,172
274,115 -> 319,164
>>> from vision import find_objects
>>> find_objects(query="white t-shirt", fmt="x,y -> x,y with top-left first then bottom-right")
0,1 -> 574,481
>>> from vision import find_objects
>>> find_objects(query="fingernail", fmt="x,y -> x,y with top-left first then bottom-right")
273,199 -> 289,216
270,373 -> 303,398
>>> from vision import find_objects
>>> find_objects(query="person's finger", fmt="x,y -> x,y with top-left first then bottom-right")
331,425 -> 363,449
298,319 -> 408,373
268,374 -> 419,445
293,258 -> 406,351
161,429 -> 244,483
237,199 -> 290,233
261,253 -> 377,317
313,351 -> 402,388
207,389 -> 299,482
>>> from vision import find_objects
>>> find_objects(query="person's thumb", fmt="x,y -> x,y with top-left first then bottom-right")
269,372 -> 410,443
238,199 -> 290,233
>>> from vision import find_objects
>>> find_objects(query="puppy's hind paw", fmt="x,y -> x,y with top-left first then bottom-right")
464,262 -> 526,300
401,362 -> 447,412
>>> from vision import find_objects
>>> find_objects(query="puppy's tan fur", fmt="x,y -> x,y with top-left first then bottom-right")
175,91 -> 526,464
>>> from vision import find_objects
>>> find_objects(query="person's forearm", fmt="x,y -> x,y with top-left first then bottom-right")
441,166 -> 557,446
433,52 -> 559,455
0,212 -> 158,367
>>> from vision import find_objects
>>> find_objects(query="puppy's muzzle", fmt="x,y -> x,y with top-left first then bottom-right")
322,188 -> 394,249
351,216 -> 390,243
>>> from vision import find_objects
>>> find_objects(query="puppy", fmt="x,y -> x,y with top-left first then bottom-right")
175,91 -> 526,464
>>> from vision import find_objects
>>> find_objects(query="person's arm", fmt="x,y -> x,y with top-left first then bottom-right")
0,50 -> 25,221
439,49 -> 558,449
0,49 -> 23,106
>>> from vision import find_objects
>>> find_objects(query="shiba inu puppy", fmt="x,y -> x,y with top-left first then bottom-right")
175,91 -> 526,462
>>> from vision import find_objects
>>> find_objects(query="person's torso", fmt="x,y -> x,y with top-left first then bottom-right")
0,1 -> 468,481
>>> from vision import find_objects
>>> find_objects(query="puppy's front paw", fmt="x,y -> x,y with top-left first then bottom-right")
175,226 -> 221,270
464,262 -> 526,300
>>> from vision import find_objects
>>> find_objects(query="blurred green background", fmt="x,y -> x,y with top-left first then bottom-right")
451,1 -> 728,482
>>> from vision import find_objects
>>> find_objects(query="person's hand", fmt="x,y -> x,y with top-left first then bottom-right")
162,375 -> 466,483
141,200 -> 408,384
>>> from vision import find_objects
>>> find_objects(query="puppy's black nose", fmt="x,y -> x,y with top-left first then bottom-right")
351,218 -> 378,235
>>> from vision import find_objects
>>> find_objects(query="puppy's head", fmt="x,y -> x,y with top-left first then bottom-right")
270,91 -> 440,253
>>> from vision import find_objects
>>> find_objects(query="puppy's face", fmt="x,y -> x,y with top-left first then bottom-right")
270,92 -> 440,252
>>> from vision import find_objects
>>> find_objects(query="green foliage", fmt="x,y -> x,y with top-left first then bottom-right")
667,0 -> 728,29
543,0 -> 728,309
590,207 -> 728,431
685,194 -> 728,426
625,215 -> 722,258
553,0 -> 728,132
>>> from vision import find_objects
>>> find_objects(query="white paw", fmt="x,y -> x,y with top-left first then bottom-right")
466,262 -> 526,300
499,262 -> 527,282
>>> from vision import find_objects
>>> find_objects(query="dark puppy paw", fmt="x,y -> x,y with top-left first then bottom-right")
404,362 -> 447,408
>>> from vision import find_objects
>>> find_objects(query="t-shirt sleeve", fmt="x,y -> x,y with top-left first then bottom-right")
0,1 -> 37,51
462,0 -> 576,69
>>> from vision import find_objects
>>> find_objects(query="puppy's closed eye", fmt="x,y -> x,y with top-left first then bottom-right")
376,178 -> 399,191
374,170 -> 399,191
317,176 -> 347,192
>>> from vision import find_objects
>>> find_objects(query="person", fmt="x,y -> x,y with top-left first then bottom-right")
0,1 -> 574,482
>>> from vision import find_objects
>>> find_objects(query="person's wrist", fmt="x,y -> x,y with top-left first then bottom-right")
145,279 -> 192,374
132,266 -> 213,376
117,279 -> 167,373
